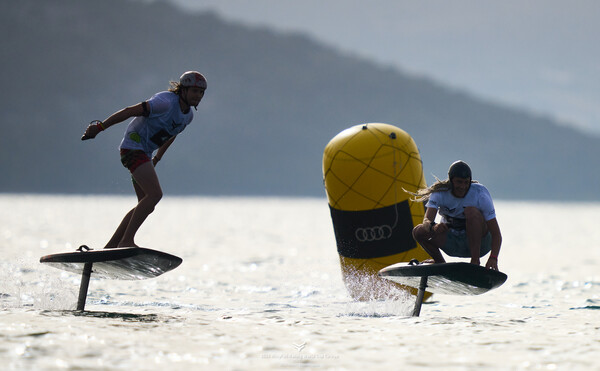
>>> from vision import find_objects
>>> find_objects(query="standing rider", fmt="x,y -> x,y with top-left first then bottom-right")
81,71 -> 207,249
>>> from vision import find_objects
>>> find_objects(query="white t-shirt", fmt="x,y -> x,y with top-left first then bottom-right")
119,91 -> 193,156
426,183 -> 496,224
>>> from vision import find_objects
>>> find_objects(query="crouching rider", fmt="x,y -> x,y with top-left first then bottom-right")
411,160 -> 502,270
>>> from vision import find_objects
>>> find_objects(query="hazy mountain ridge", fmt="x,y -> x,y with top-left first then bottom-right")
1,0 -> 598,200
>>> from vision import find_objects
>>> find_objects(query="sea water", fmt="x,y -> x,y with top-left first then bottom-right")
1,194 -> 599,370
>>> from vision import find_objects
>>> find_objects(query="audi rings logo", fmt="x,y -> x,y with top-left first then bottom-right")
355,225 -> 393,242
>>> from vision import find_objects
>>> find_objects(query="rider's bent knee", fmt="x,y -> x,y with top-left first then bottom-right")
144,191 -> 163,211
412,224 -> 428,241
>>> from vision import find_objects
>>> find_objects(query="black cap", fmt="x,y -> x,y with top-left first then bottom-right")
448,160 -> 472,180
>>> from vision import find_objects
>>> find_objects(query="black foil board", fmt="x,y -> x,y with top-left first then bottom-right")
40,247 -> 182,280
378,262 -> 507,295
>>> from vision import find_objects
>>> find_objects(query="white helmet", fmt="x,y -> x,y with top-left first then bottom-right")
179,71 -> 207,89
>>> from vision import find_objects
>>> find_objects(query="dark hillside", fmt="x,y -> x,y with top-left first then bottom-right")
1,0 -> 598,200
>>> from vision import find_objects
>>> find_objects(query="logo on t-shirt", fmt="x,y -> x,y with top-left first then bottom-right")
129,132 -> 141,143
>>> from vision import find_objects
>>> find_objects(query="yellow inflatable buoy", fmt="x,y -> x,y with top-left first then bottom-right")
322,123 -> 431,300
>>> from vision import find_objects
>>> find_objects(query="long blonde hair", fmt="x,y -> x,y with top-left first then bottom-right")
168,81 -> 183,94
407,177 -> 478,202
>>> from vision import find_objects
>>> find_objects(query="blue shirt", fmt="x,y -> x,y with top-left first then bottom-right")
119,91 -> 193,156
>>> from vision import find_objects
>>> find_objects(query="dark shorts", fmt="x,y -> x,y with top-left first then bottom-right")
120,149 -> 150,174
441,230 -> 492,258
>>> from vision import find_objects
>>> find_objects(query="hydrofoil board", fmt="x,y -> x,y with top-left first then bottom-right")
378,261 -> 507,296
40,247 -> 182,280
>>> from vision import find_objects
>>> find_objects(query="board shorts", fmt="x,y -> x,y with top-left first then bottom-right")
120,149 -> 150,174
441,229 -> 492,258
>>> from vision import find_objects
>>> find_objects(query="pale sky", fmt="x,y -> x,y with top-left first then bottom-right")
171,0 -> 600,135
